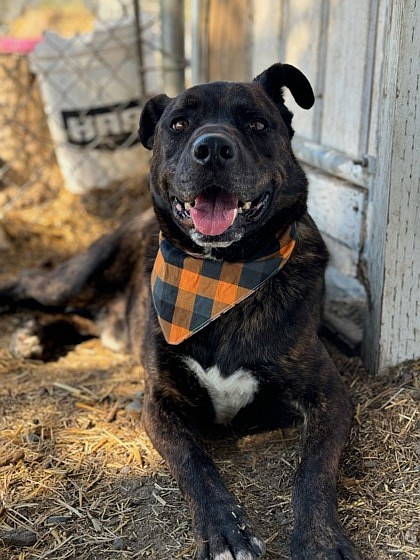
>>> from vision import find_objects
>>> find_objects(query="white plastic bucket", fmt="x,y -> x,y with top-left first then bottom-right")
30,17 -> 157,193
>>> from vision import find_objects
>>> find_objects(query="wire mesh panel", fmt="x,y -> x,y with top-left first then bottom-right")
0,0 -> 162,215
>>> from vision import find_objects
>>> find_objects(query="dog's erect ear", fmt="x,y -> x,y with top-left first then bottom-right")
139,94 -> 172,150
253,63 -> 315,110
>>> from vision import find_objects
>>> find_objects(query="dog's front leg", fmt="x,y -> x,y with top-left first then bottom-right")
291,348 -> 360,560
142,387 -> 266,560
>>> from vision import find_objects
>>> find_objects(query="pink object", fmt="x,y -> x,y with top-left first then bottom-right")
0,36 -> 43,54
190,191 -> 239,236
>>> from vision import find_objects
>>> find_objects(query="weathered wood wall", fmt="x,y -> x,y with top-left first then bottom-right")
198,0 -> 372,298
193,0 -> 419,372
362,0 -> 420,372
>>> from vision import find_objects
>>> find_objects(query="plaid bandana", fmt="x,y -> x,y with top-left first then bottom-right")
151,224 -> 297,344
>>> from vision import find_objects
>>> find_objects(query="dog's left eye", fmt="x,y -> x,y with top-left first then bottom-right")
249,120 -> 266,132
171,119 -> 189,132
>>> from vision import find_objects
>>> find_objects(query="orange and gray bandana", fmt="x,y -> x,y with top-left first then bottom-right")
151,224 -> 297,345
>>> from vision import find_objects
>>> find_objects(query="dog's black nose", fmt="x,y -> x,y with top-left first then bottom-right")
192,133 -> 236,166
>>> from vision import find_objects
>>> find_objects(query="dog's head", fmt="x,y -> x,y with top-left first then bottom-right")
139,63 -> 314,259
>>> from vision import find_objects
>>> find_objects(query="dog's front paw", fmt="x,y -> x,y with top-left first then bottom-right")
9,319 -> 43,359
194,503 -> 265,560
291,523 -> 360,560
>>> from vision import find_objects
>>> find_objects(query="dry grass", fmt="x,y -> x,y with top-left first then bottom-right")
0,180 -> 419,560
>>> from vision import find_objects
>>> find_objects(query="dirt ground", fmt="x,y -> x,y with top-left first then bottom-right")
0,179 -> 419,560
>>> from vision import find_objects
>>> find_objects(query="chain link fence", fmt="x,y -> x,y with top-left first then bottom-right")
0,0 -> 183,220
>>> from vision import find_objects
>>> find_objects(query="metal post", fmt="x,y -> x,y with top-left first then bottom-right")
160,0 -> 185,96
191,0 -> 209,85
133,0 -> 146,98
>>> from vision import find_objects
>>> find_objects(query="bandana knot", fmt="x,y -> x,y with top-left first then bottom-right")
151,224 -> 297,344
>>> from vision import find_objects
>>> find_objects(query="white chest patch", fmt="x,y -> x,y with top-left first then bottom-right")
183,356 -> 259,425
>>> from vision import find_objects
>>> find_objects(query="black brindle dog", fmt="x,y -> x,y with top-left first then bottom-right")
1,63 -> 360,559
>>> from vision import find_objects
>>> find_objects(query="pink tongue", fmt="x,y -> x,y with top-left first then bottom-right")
190,191 -> 238,236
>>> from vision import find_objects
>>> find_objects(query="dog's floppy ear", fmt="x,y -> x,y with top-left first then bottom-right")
139,93 -> 172,150
253,63 -> 315,110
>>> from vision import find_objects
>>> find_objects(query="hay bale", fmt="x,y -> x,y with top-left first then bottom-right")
0,51 -> 59,189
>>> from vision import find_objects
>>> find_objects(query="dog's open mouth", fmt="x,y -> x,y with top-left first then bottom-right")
173,189 -> 270,236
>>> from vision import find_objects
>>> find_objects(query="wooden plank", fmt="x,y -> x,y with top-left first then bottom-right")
293,135 -> 371,189
322,310 -> 363,355
323,234 -> 359,278
325,266 -> 366,302
280,0 -> 325,140
362,0 -> 420,372
367,0 -> 387,156
305,166 -> 365,251
206,0 -> 252,82
320,0 -> 371,157
251,0 -> 281,78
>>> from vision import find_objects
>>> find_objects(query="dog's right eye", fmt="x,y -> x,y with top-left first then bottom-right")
171,119 -> 189,132
249,120 -> 267,132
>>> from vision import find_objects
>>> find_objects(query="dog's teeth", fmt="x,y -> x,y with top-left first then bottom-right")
184,202 -> 192,210
242,201 -> 252,211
